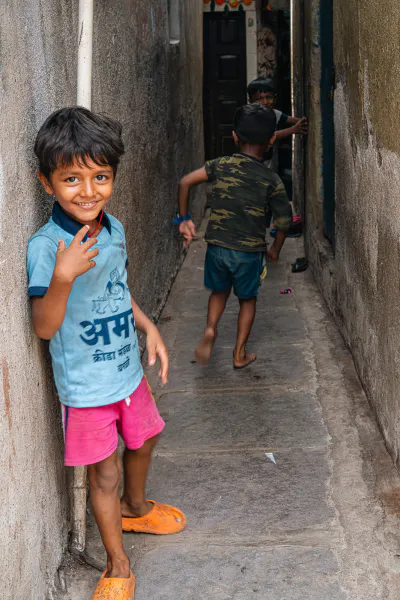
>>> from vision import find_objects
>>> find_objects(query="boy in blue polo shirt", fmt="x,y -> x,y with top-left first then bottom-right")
27,108 -> 185,600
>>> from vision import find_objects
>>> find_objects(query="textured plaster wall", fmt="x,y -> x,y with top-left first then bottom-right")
304,0 -> 400,463
332,0 -> 400,463
0,1 -> 204,598
256,7 -> 276,78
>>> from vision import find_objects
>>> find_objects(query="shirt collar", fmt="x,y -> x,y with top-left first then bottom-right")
51,201 -> 112,236
236,152 -> 265,164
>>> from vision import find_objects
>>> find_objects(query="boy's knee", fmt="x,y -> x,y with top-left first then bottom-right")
89,454 -> 121,494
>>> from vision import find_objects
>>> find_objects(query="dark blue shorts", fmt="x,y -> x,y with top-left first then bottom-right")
204,244 -> 264,300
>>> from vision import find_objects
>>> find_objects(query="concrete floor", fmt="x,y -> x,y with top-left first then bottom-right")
57,235 -> 400,599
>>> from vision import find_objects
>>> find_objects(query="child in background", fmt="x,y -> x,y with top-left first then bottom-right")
27,108 -> 185,600
175,104 -> 292,368
247,77 -> 308,144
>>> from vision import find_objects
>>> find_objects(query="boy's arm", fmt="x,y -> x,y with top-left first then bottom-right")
275,116 -> 308,140
266,177 -> 292,262
131,297 -> 169,385
32,278 -> 74,340
267,231 -> 286,262
177,166 -> 209,244
31,226 -> 99,339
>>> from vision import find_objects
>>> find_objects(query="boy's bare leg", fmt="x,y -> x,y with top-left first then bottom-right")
233,297 -> 257,368
120,436 -> 159,518
88,450 -> 130,578
195,290 -> 231,364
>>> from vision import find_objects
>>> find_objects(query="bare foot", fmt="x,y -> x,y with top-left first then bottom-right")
233,352 -> 257,369
195,327 -> 216,364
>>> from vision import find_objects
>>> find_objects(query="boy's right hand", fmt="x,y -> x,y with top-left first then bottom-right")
179,220 -> 197,247
54,225 -> 99,283
267,247 -> 279,262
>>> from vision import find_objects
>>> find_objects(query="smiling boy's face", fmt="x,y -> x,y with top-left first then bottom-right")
251,90 -> 275,108
38,157 -> 114,225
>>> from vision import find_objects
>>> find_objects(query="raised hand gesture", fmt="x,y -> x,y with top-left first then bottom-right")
55,225 -> 99,283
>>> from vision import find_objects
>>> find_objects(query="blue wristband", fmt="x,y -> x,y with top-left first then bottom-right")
172,212 -> 191,225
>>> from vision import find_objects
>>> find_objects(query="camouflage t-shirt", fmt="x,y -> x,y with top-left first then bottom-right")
205,153 -> 292,252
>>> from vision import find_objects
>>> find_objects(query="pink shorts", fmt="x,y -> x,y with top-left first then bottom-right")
62,377 -> 165,467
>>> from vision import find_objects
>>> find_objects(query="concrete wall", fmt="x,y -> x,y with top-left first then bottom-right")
0,1 -> 204,598
93,0 -> 205,315
257,14 -> 276,78
303,0 -> 400,465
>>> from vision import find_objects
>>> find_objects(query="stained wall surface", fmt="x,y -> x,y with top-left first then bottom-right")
256,0 -> 290,81
303,0 -> 400,464
0,1 -> 204,598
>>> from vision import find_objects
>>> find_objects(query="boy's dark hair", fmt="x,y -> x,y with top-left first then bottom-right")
234,104 -> 276,145
34,107 -> 125,180
247,77 -> 276,101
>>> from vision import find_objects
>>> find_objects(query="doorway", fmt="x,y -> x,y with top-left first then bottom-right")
276,9 -> 292,201
203,11 -> 247,160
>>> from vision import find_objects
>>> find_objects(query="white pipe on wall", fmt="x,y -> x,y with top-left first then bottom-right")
71,0 -> 94,555
77,0 -> 94,109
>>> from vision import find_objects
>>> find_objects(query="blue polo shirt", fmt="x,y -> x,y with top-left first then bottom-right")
27,202 -> 143,408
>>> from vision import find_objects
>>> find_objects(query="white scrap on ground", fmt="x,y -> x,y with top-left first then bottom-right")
265,452 -> 276,464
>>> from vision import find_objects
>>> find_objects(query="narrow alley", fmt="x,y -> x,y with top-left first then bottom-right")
59,229 -> 400,599
4,0 -> 400,598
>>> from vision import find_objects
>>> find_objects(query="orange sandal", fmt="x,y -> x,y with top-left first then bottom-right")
91,570 -> 135,600
122,500 -> 186,535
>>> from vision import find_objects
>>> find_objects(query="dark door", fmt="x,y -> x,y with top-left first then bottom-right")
320,0 -> 335,244
203,12 -> 247,160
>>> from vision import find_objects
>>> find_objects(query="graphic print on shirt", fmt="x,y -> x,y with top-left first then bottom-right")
92,268 -> 125,314
79,266 -> 137,373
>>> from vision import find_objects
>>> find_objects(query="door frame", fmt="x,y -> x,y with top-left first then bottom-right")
291,0 -> 306,218
320,0 -> 335,244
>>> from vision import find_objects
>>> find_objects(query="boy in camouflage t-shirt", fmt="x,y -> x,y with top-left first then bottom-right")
175,104 -> 292,368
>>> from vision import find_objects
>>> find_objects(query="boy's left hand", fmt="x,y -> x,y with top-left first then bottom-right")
293,117 -> 308,135
147,325 -> 169,385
